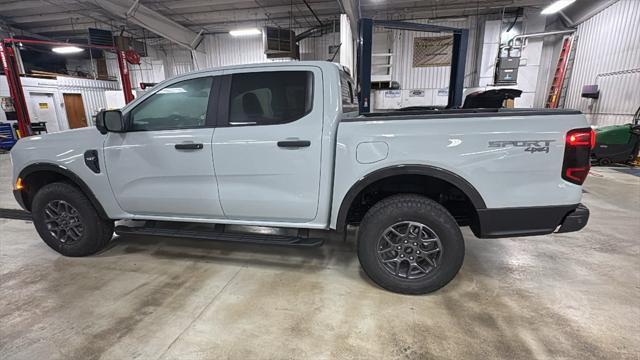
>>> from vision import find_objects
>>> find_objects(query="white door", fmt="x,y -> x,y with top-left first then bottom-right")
29,93 -> 60,132
212,67 -> 323,222
104,75 -> 224,219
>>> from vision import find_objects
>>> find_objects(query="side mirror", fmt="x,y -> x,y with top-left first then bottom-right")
96,110 -> 126,134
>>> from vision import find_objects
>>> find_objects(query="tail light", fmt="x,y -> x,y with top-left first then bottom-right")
562,128 -> 594,185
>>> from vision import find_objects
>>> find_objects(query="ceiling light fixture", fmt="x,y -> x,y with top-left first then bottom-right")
541,0 -> 576,15
229,28 -> 262,37
52,46 -> 84,54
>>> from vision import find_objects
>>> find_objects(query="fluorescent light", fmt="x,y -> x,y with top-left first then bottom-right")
52,46 -> 84,54
541,0 -> 576,15
229,28 -> 262,37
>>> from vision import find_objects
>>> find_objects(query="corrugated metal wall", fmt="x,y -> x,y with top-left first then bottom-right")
105,52 -> 165,90
147,31 -> 339,78
299,31 -> 341,62
56,77 -> 119,125
391,17 -> 480,90
0,75 -> 119,129
204,34 -> 268,67
564,0 -> 640,126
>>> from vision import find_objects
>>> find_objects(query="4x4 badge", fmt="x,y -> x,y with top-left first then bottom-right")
488,140 -> 555,153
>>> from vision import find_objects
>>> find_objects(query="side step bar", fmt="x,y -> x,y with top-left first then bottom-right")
0,208 -> 32,221
114,225 -> 324,247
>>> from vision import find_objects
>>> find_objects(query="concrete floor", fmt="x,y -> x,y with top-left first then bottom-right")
1,153 -> 638,360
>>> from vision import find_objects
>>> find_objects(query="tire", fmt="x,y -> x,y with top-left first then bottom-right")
599,157 -> 612,166
357,194 -> 465,295
32,182 -> 114,257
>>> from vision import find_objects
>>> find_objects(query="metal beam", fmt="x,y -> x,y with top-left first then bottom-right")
360,0 -> 550,19
357,18 -> 372,113
373,20 -> 465,34
29,15 -> 339,35
337,0 -> 359,35
93,0 -> 204,50
2,12 -> 99,25
148,0 -> 339,14
448,29 -> 468,108
165,2 -> 339,24
357,18 -> 468,112
0,18 -> 56,41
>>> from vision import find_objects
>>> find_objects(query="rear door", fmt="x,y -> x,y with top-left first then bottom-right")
212,66 -> 323,222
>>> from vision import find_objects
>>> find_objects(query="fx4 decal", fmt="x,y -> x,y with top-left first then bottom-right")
488,140 -> 555,153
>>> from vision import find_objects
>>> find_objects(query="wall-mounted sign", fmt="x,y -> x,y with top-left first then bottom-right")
1,97 -> 15,112
385,90 -> 401,98
413,35 -> 453,68
1,96 -> 17,120
38,103 -> 49,109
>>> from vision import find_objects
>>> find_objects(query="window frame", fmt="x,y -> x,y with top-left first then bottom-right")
340,70 -> 359,113
123,75 -> 220,132
216,70 -> 315,128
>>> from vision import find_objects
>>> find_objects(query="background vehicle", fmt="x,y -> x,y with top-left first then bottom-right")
10,62 -> 592,294
591,107 -> 640,165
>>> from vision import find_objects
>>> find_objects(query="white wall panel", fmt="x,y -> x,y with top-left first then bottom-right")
299,30 -> 341,63
340,14 -> 355,75
203,34 -> 268,67
564,0 -> 640,126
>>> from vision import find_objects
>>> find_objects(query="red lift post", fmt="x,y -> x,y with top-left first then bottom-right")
1,38 -> 136,137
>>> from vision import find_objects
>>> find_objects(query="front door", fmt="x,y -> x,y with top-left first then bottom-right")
104,75 -> 224,219
63,93 -> 87,128
212,67 -> 323,222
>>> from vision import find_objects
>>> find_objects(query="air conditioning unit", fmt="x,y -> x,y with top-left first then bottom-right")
263,27 -> 296,58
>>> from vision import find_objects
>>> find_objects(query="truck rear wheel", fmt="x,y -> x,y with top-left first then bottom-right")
32,182 -> 114,257
357,194 -> 464,294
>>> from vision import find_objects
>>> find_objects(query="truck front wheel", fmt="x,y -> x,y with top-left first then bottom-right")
357,194 -> 465,294
32,182 -> 114,257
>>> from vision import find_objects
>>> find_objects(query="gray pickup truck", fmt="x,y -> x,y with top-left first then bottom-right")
11,61 -> 591,294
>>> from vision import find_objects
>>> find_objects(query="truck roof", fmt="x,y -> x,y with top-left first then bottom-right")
171,60 -> 342,79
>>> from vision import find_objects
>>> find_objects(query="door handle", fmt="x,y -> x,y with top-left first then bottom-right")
277,140 -> 311,148
175,143 -> 203,150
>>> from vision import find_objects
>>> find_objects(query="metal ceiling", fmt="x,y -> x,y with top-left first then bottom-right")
359,0 -> 554,19
0,0 -> 556,42
0,0 -> 343,41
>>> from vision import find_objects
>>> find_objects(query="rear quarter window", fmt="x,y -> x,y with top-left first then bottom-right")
340,71 -> 358,113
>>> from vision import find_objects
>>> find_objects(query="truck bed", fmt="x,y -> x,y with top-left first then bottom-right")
355,108 -> 582,120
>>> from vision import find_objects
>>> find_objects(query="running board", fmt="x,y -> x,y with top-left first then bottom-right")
114,225 -> 324,247
0,208 -> 32,221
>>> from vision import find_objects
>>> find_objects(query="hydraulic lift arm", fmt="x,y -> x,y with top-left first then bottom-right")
1,38 -> 135,138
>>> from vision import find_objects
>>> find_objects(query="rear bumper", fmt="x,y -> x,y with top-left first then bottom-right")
556,204 -> 589,233
472,203 -> 589,238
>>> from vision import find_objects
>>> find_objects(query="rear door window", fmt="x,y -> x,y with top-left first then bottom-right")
228,71 -> 313,126
340,71 -> 358,113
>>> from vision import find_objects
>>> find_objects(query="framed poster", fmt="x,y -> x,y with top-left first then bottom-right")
413,35 -> 453,67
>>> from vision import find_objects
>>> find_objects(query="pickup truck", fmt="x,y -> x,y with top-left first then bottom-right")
10,61 -> 591,294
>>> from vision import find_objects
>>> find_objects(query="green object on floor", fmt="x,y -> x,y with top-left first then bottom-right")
595,124 -> 632,145
591,107 -> 640,166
